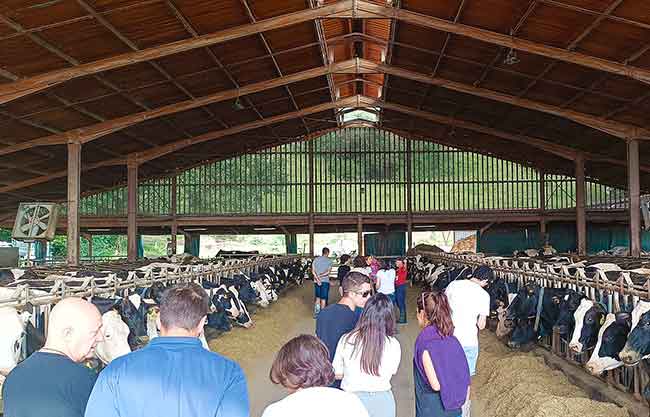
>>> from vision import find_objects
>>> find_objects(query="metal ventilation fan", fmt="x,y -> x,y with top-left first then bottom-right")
12,203 -> 60,241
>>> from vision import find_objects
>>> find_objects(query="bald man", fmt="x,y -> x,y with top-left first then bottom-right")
2,298 -> 103,417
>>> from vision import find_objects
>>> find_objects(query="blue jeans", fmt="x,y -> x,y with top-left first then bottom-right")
463,346 -> 479,376
395,284 -> 407,322
314,282 -> 330,303
354,390 -> 395,417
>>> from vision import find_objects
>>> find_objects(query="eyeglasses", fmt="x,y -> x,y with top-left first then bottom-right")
354,290 -> 372,298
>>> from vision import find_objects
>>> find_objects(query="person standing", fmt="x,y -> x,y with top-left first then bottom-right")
262,335 -> 369,417
337,254 -> 352,282
312,247 -> 333,318
333,294 -> 401,417
366,256 -> 380,283
414,291 -> 470,417
2,298 -> 103,417
444,274 -> 490,417
85,283 -> 249,417
375,261 -> 396,304
351,256 -> 371,276
394,258 -> 408,324
316,273 -> 373,366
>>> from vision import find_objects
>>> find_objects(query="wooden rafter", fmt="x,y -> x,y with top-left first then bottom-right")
361,59 -> 650,140
0,1 -> 354,105
356,0 -> 650,85
0,60 -> 361,157
309,0 -> 340,126
0,96 -> 369,194
3,91 -> 646,197
239,0 -> 310,133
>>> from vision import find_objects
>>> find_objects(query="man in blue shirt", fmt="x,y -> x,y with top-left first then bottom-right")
312,247 -> 333,317
85,283 -> 249,417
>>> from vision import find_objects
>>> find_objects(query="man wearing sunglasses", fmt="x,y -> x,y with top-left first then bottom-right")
316,272 -> 373,388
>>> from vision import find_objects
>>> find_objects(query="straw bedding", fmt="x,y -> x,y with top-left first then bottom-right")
207,284 -> 313,370
474,332 -> 629,417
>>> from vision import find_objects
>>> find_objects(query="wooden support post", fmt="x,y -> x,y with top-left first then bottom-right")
127,161 -> 138,262
575,155 -> 587,256
170,176 -> 177,255
628,139 -> 641,258
66,142 -> 81,266
357,215 -> 364,256
540,171 -> 547,244
308,139 -> 315,256
309,215 -> 315,256
83,234 -> 93,259
406,140 -> 413,251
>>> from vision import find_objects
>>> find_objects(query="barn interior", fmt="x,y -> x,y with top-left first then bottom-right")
1,0 -> 650,415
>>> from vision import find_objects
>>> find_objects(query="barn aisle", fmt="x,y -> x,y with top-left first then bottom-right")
209,283 -> 628,417
209,282 -> 420,417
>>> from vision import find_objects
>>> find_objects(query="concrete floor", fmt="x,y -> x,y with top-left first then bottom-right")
229,282 -> 422,417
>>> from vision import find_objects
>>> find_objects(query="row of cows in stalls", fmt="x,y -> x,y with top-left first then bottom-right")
0,256 -> 311,391
407,253 -> 650,403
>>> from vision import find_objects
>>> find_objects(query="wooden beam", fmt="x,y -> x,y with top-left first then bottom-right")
67,142 -> 81,266
357,215 -> 364,256
133,95 -> 368,163
127,161 -> 138,262
575,154 -> 587,255
0,60 -> 360,157
628,139 -> 641,258
360,59 -> 650,140
357,0 -> 650,85
2,94 -> 646,196
0,159 -> 125,194
376,99 -> 577,159
0,1 -> 354,105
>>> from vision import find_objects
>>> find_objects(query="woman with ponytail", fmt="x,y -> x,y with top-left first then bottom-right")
414,291 -> 470,417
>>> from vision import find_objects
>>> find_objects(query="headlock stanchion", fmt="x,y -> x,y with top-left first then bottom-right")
0,255 -> 304,308
413,250 -> 650,403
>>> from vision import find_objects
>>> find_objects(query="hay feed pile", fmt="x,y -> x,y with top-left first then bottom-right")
208,284 -> 312,370
474,332 -> 628,417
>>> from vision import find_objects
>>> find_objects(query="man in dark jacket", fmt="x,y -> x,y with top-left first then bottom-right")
85,283 -> 249,417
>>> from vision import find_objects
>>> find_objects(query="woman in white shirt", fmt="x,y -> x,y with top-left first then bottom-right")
262,335 -> 369,417
333,294 -> 401,417
375,261 -> 396,304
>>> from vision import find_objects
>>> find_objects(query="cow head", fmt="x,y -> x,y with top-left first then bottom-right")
620,309 -> 650,366
569,300 -> 606,353
585,312 -> 631,375
94,310 -> 131,365
554,290 -> 585,336
0,307 -> 30,376
506,284 -> 539,349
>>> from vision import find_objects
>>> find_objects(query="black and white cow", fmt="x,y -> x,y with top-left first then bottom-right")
568,299 -> 607,354
619,301 -> 650,366
585,312 -> 631,375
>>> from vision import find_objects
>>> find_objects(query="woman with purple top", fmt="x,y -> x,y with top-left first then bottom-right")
414,291 -> 471,417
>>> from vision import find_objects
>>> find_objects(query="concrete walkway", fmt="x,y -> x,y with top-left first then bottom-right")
211,282 -> 422,417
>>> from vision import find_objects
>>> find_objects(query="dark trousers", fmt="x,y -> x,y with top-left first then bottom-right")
395,284 -> 407,323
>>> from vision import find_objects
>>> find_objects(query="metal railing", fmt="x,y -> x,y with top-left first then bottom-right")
2,255 -> 304,308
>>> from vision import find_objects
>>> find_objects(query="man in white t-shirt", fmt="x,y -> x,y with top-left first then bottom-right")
445,275 -> 490,417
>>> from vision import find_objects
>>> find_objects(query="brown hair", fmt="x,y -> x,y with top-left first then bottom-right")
417,290 -> 454,337
352,255 -> 367,268
344,293 -> 395,376
159,283 -> 210,330
341,272 -> 372,295
270,335 -> 335,389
